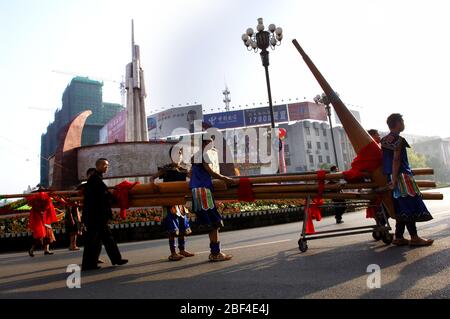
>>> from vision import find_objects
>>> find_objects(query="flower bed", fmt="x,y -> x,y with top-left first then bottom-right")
0,200 -> 306,235
110,207 -> 163,224
217,199 -> 305,214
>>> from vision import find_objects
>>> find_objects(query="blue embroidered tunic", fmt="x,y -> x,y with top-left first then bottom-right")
381,132 -> 432,222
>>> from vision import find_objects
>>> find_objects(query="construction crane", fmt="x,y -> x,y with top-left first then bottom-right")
52,70 -> 126,106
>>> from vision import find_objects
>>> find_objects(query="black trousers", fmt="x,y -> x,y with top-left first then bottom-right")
82,223 -> 122,268
333,202 -> 346,221
335,207 -> 345,221
395,221 -> 418,238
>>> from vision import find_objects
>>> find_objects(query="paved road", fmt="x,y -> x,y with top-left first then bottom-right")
1,188 -> 449,299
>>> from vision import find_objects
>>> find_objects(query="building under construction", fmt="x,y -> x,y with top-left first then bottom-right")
40,77 -> 123,187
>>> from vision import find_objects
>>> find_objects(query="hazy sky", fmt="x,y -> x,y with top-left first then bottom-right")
1,0 -> 450,194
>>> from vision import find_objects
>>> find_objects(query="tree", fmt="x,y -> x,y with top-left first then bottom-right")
407,148 -> 427,169
319,163 -> 333,170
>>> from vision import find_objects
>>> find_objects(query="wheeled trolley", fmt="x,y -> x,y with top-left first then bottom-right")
298,195 -> 393,252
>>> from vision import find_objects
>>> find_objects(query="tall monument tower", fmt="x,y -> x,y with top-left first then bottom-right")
125,20 -> 149,142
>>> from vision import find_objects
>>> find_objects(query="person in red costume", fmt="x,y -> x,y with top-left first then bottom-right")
28,189 -> 58,257
368,129 -> 381,144
366,129 -> 387,226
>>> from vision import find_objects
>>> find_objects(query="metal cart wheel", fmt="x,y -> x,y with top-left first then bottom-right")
381,232 -> 393,245
372,230 -> 382,241
298,239 -> 308,252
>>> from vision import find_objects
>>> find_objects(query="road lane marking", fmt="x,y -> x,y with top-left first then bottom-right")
195,239 -> 293,254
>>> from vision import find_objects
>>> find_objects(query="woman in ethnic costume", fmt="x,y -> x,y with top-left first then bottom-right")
381,113 -> 433,246
189,137 -> 235,262
153,147 -> 195,261
65,203 -> 82,251
28,192 -> 58,257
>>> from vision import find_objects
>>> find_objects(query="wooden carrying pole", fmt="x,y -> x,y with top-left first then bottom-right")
235,168 -> 434,185
5,191 -> 444,210
0,169 -> 438,200
213,191 -> 443,201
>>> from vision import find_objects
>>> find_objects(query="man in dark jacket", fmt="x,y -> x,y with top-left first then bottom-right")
81,158 -> 128,271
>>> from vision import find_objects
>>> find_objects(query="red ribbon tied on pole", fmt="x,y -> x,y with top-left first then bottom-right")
113,180 -> 139,219
305,170 -> 326,234
366,194 -> 383,219
238,177 -> 255,202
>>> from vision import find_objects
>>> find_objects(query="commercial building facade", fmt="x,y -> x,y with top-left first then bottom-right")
278,121 -> 355,173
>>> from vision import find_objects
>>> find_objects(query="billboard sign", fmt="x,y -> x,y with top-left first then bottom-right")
107,109 -> 126,143
147,116 -> 157,131
288,102 -> 327,121
148,105 -> 203,139
203,110 -> 245,129
335,109 -> 361,125
244,105 -> 289,126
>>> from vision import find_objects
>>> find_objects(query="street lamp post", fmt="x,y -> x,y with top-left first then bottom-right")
242,18 -> 283,129
314,93 -> 339,168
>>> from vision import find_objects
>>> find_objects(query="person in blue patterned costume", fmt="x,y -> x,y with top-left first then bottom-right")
381,113 -> 433,246
189,137 -> 235,261
152,147 -> 195,261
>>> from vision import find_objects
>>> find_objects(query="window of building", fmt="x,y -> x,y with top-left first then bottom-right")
307,141 -> 312,149
309,155 -> 314,164
305,127 -> 311,135
318,155 -> 323,163
326,156 -> 331,163
284,144 -> 290,153
324,142 -> 329,150
323,129 -> 327,136
285,158 -> 291,166
316,142 -> 321,149
315,128 -> 320,136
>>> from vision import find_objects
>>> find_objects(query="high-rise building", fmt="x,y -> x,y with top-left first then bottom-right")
40,77 -> 123,187
332,126 -> 357,170
279,120 -> 339,173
